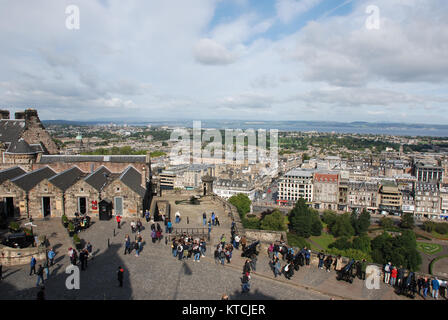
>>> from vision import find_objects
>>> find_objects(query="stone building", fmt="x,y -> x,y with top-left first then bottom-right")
414,181 -> 440,220
347,180 -> 379,212
378,181 -> 402,214
9,166 -> 57,218
0,109 -> 59,170
312,171 -> 339,211
102,166 -> 147,218
0,166 -> 27,217
278,168 -> 315,205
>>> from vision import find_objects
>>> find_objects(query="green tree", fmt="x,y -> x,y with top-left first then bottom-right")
350,209 -> 371,235
330,213 -> 355,238
400,212 -> 415,229
380,217 -> 394,229
228,193 -> 251,219
352,234 -> 371,253
260,210 -> 287,231
329,236 -> 352,250
288,198 -> 322,238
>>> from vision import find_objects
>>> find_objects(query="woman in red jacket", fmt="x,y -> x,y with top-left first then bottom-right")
390,267 -> 398,286
116,215 -> 122,229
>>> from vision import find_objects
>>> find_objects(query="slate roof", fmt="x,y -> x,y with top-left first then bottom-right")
11,166 -> 57,191
0,166 -> 27,184
48,166 -> 86,191
119,166 -> 146,197
0,120 -> 25,144
39,155 -> 146,163
84,166 -> 117,191
5,138 -> 35,154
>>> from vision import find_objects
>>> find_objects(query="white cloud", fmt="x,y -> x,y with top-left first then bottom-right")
194,39 -> 236,65
276,0 -> 322,23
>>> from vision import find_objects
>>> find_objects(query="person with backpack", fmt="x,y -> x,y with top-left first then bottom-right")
305,248 -> 311,266
384,262 -> 392,284
29,256 -> 37,275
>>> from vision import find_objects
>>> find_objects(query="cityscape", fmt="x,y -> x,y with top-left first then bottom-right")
0,0 -> 447,312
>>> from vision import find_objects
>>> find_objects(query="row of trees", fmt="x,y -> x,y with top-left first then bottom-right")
322,209 -> 371,238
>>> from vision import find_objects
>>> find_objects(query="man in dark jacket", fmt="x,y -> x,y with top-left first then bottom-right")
36,265 -> 44,286
318,251 -> 325,269
397,266 -> 405,287
117,266 -> 124,287
30,256 -> 37,275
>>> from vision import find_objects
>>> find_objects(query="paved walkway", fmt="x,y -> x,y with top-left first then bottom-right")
2,215 -> 445,300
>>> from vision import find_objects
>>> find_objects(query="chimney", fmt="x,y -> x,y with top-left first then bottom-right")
0,110 -> 10,120
24,108 -> 42,127
15,111 -> 25,120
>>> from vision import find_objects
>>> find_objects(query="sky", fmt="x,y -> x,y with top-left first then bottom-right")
0,0 -> 447,124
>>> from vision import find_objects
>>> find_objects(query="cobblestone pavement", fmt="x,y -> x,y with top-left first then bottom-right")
1,216 -> 443,300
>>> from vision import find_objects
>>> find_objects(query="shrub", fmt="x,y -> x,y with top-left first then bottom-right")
242,217 -> 261,230
62,214 -> 69,225
329,236 -> 352,250
287,232 -> 311,249
73,234 -> 81,244
68,222 -> 75,232
434,223 -> 448,235
260,210 -> 287,231
326,248 -> 372,262
9,221 -> 21,232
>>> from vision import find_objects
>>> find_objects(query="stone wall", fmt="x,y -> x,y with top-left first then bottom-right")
21,109 -> 59,154
0,180 -> 26,217
102,180 -> 143,218
28,179 -> 64,218
64,179 -> 100,217
0,245 -> 46,266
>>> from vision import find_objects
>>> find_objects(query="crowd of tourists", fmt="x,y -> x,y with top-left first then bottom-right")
383,262 -> 447,299
171,233 -> 207,262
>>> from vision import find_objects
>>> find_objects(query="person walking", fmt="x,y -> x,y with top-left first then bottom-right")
36,265 -> 44,286
250,254 -> 257,272
207,221 -> 212,237
29,256 -> 37,275
86,242 -> 93,260
116,215 -> 122,229
193,242 -> 201,262
47,248 -> 55,266
79,250 -> 86,271
274,257 -> 281,278
234,234 -> 240,250
432,277 -> 440,299
135,233 -> 143,257
117,266 -> 124,287
220,234 -> 226,246
215,215 -> 220,226
211,212 -> 216,226
241,272 -> 251,293
124,235 -> 132,255
43,260 -> 50,279
203,212 -> 207,226
200,239 -> 206,257
145,210 -> 150,223
167,219 -> 172,234
384,262 -> 392,284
